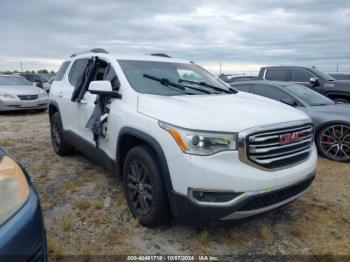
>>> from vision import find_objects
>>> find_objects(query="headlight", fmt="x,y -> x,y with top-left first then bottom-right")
0,154 -> 30,226
0,92 -> 16,99
39,89 -> 48,97
159,121 -> 237,155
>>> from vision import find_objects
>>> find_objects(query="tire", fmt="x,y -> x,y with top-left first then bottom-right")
123,145 -> 171,227
333,98 -> 349,103
50,112 -> 73,156
316,124 -> 350,162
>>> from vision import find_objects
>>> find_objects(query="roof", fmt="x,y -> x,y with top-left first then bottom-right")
68,48 -> 190,64
261,65 -> 313,70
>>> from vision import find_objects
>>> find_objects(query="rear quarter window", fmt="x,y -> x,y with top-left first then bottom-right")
55,61 -> 71,81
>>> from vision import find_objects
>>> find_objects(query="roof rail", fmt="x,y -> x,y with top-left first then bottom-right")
151,53 -> 171,58
71,48 -> 109,58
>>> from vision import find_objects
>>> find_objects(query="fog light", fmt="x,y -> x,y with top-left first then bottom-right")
192,190 -> 241,203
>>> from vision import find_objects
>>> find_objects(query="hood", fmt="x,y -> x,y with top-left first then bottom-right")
0,85 -> 41,95
137,92 -> 310,132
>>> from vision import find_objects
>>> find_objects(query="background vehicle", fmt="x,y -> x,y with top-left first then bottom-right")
49,48 -> 317,227
219,74 -> 258,83
0,75 -> 48,112
232,80 -> 350,162
18,73 -> 44,88
0,148 -> 47,260
42,77 -> 54,93
258,66 -> 350,103
328,72 -> 350,81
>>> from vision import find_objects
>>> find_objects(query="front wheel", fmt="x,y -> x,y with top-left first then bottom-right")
123,145 -> 171,227
333,98 -> 349,103
316,124 -> 350,162
50,112 -> 73,156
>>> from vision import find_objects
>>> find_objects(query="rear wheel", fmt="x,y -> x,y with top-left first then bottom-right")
50,112 -> 73,156
333,98 -> 349,103
123,145 -> 171,227
316,124 -> 350,162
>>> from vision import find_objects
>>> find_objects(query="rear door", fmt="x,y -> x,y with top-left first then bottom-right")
66,58 -> 91,135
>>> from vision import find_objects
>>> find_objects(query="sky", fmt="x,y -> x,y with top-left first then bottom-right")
0,0 -> 349,74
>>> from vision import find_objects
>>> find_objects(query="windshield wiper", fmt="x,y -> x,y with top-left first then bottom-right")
143,74 -> 211,95
178,79 -> 237,94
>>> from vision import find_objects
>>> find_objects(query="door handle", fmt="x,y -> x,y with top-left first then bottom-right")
80,99 -> 87,104
57,92 -> 63,97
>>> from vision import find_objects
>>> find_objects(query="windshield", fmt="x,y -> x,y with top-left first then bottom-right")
118,60 -> 229,95
284,84 -> 334,106
312,68 -> 336,81
0,76 -> 32,86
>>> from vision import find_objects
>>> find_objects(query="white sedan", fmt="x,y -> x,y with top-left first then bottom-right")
0,75 -> 49,112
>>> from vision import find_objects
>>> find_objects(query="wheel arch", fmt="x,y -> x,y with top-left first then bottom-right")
325,92 -> 350,102
116,127 -> 174,192
315,120 -> 350,139
48,101 -> 60,118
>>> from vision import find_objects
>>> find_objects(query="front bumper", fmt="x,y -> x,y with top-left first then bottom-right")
0,173 -> 47,261
170,173 -> 315,225
0,97 -> 49,111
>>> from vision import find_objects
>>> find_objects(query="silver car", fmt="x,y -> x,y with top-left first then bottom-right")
0,75 -> 49,112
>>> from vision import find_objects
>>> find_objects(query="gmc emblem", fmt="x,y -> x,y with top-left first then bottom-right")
280,132 -> 303,145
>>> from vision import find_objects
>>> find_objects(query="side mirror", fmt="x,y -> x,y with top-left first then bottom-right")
280,98 -> 298,107
310,77 -> 320,86
88,81 -> 121,98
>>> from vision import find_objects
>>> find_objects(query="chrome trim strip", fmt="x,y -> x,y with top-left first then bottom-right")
249,137 -> 312,153
251,147 -> 311,162
238,119 -> 314,171
249,126 -> 313,140
221,187 -> 310,220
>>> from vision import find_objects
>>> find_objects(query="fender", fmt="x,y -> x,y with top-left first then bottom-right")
117,127 -> 174,194
48,100 -> 61,117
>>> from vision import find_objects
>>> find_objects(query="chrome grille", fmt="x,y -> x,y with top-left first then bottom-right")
239,122 -> 314,170
18,95 -> 38,100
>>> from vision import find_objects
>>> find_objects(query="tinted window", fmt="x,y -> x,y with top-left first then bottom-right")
292,69 -> 313,82
234,84 -> 250,92
252,84 -> 292,101
265,69 -> 288,81
55,61 -> 70,81
284,84 -> 334,106
69,59 -> 89,87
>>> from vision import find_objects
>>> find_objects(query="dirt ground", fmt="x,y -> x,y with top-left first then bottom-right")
0,111 -> 349,259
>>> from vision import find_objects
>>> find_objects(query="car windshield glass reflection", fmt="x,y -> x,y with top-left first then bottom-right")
284,84 -> 334,106
0,76 -> 32,86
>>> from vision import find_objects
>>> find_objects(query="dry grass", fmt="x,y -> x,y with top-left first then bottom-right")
1,111 -> 349,257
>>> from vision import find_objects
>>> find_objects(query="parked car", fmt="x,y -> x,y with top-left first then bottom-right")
49,48 -> 317,227
0,75 -> 49,112
0,148 -> 47,260
223,75 -> 258,83
258,66 -> 350,103
42,77 -> 54,93
328,72 -> 350,81
232,80 -> 350,162
18,73 -> 43,88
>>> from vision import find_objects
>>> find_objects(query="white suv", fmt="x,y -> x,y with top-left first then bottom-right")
49,48 -> 317,227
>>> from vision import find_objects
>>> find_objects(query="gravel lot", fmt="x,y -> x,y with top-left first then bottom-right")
0,111 -> 349,259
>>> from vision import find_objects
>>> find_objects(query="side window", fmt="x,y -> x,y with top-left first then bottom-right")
55,61 -> 70,81
265,68 -> 287,81
292,69 -> 313,82
103,64 -> 120,90
69,59 -> 90,87
234,84 -> 250,92
252,84 -> 292,101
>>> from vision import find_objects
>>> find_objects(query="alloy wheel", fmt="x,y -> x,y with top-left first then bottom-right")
319,124 -> 350,161
126,159 -> 153,215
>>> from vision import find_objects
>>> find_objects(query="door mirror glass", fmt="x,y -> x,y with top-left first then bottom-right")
280,98 -> 298,107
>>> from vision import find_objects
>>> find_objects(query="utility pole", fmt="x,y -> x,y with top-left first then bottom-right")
20,61 -> 23,72
336,64 -> 339,72
219,63 -> 222,75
